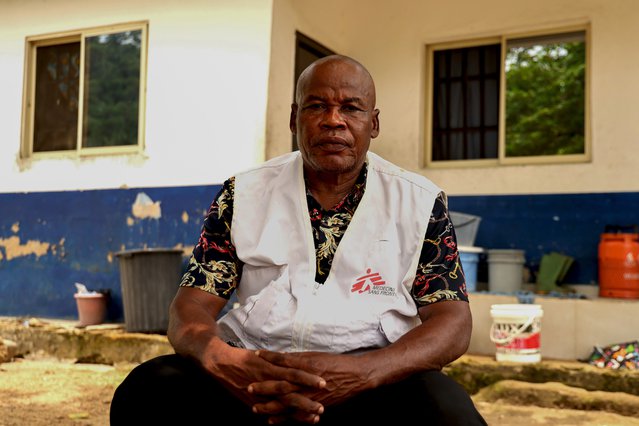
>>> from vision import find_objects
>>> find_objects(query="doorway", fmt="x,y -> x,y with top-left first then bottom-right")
292,32 -> 335,151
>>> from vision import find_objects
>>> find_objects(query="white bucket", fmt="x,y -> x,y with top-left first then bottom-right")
490,304 -> 543,363
487,249 -> 525,293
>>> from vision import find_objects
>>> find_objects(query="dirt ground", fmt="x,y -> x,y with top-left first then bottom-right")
1,356 -> 639,426
0,357 -> 132,426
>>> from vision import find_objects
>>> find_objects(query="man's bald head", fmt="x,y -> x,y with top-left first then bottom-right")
290,54 -> 380,177
295,55 -> 376,107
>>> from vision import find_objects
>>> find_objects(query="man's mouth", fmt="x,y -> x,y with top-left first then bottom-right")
318,142 -> 347,153
315,137 -> 349,153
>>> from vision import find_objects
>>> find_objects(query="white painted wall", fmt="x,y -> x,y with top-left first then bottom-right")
4,0 -> 638,196
0,0 -> 273,192
267,0 -> 639,196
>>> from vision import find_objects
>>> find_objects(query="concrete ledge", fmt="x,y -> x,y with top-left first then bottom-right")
0,317 -> 639,425
445,355 -> 639,397
473,379 -> 639,417
0,317 -> 174,364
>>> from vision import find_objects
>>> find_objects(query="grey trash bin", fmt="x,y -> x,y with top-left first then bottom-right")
115,248 -> 184,333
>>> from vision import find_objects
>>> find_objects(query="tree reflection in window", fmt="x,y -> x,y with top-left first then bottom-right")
505,32 -> 585,157
82,30 -> 141,148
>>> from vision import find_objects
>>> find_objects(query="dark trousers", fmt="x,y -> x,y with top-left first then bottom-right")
110,354 -> 487,425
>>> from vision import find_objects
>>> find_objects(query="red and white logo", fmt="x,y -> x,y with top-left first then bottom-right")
351,268 -> 395,296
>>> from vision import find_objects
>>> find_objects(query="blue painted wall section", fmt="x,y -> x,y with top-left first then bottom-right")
0,185 -> 221,321
448,192 -> 639,286
1,188 -> 638,319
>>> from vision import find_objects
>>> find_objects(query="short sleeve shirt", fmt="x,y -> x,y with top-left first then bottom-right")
180,164 -> 469,305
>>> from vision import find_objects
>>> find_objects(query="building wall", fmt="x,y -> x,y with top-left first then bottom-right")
0,0 -> 273,193
2,0 -> 639,321
0,185 -> 220,320
269,0 -> 639,196
266,0 -> 639,291
0,0 -> 272,321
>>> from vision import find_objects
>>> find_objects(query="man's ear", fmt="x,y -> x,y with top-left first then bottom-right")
371,109 -> 380,138
289,104 -> 298,134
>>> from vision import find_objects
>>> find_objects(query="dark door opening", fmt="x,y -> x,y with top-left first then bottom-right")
292,32 -> 335,151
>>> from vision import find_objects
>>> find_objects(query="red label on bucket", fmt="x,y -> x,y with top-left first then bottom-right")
496,333 -> 540,350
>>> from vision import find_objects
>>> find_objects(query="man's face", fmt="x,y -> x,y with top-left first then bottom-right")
291,60 -> 380,175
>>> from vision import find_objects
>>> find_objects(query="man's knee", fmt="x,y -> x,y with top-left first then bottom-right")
110,354 -> 203,423
406,370 -> 487,425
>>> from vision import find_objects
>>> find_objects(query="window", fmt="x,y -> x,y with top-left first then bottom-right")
22,22 -> 147,158
425,27 -> 588,166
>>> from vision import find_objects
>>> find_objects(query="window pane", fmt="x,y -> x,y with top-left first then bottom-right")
450,50 -> 463,78
483,78 -> 498,126
468,80 -> 481,127
435,83 -> 447,128
432,132 -> 447,161
450,82 -> 463,129
505,32 -> 586,157
484,130 -> 498,157
467,49 -> 480,76
468,131 -> 481,158
33,42 -> 80,152
82,30 -> 141,148
437,53 -> 447,79
484,47 -> 498,74
449,132 -> 464,160
431,44 -> 500,161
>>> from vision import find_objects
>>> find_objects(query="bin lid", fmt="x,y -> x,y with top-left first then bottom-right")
458,245 -> 484,253
115,248 -> 185,258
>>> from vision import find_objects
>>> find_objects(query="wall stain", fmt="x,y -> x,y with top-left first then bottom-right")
132,192 -> 161,219
173,243 -> 194,257
49,238 -> 66,258
0,236 -> 50,261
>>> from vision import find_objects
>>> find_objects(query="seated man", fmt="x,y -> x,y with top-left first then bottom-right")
110,54 -> 487,425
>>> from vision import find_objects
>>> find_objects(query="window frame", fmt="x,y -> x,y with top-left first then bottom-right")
424,24 -> 591,168
20,21 -> 148,160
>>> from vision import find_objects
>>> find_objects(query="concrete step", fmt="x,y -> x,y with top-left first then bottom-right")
3,316 -> 639,422
444,354 -> 639,397
0,316 -> 173,364
474,379 -> 639,417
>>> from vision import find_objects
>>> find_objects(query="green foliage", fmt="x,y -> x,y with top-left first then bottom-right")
82,31 -> 142,148
505,41 -> 585,157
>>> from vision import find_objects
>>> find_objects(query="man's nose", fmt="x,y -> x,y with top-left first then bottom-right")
321,106 -> 346,128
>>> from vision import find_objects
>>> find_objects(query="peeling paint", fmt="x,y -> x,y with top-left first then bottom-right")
107,252 -> 113,263
172,243 -> 194,257
0,236 -> 50,260
50,238 -> 66,257
181,211 -> 189,224
131,192 -> 161,219
11,222 -> 19,233
126,217 -> 135,226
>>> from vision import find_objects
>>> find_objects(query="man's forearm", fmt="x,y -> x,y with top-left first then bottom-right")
167,286 -> 228,363
359,300 -> 472,388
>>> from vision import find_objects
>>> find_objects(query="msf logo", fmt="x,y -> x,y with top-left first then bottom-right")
351,268 -> 394,296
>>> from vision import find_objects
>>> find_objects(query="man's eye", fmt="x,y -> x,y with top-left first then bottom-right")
304,104 -> 325,111
342,105 -> 361,112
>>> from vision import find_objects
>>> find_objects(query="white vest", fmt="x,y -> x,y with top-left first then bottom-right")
217,151 -> 441,353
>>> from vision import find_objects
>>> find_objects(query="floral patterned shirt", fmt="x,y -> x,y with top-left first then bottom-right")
180,164 -> 469,306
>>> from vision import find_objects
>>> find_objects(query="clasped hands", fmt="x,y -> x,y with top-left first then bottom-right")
244,350 -> 369,424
